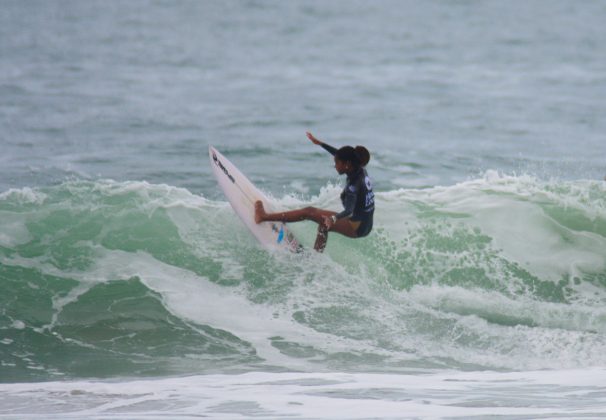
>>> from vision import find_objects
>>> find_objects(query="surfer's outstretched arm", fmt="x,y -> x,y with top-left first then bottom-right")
306,132 -> 337,156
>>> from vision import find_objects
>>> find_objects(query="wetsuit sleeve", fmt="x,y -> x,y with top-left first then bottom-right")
335,186 -> 357,220
320,143 -> 338,156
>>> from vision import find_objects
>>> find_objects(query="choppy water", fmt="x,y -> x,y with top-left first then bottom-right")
1,1 -> 606,418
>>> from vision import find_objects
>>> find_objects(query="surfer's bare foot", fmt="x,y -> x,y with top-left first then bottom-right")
254,201 -> 266,224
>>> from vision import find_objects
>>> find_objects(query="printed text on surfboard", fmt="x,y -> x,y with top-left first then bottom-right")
212,152 -> 235,184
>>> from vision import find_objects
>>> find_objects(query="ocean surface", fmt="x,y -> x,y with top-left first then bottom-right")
1,0 -> 606,418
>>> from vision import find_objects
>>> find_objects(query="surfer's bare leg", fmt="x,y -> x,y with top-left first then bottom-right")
255,201 -> 358,252
314,225 -> 328,252
255,201 -> 331,225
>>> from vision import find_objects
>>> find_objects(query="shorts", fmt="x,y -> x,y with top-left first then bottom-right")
353,214 -> 373,238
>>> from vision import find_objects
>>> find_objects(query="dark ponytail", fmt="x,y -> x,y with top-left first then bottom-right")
354,146 -> 370,167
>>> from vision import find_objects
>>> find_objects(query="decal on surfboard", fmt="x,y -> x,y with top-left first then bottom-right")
212,152 -> 236,184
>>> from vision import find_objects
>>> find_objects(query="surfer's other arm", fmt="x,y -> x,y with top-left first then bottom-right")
320,190 -> 355,230
333,189 -> 356,221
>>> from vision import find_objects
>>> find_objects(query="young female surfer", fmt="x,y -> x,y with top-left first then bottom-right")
254,132 -> 374,252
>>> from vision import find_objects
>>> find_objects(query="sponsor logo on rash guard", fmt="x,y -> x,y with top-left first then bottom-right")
364,176 -> 375,209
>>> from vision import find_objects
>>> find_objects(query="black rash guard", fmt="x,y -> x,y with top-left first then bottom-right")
320,142 -> 375,237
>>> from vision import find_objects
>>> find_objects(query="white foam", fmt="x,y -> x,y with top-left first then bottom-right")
11,320 -> 25,330
1,368 -> 605,419
0,189 -> 42,247
0,187 -> 47,205
0,221 -> 31,247
407,284 -> 606,369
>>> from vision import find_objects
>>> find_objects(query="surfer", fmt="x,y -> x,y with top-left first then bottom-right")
255,132 -> 374,252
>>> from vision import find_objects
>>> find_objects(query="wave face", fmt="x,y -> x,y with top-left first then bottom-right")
1,174 -> 606,381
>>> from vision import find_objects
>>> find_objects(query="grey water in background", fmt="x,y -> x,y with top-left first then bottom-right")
1,0 -> 605,197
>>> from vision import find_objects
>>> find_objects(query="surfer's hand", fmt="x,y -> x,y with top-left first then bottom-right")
321,215 -> 334,229
306,131 -> 322,145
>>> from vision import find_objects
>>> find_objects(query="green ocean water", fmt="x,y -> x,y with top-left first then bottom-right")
2,175 -> 605,381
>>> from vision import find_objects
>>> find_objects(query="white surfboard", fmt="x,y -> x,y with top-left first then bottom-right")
209,146 -> 301,252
